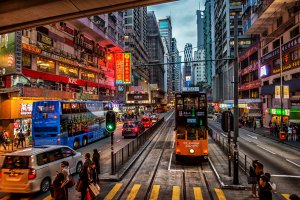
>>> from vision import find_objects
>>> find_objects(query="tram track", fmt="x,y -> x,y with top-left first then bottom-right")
116,114 -> 174,200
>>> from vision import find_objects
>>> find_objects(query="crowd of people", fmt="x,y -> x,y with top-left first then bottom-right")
51,149 -> 101,200
248,160 -> 299,200
0,129 -> 28,151
269,122 -> 300,141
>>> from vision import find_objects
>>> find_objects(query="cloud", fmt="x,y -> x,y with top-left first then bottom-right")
149,0 -> 205,56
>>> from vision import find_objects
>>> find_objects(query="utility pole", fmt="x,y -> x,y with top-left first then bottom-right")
233,14 -> 239,185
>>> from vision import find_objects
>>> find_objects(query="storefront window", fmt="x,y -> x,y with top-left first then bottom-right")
37,57 -> 55,74
59,63 -> 78,78
22,52 -> 31,69
81,70 -> 95,82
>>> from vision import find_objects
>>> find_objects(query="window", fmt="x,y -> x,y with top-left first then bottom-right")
290,26 -> 300,39
273,58 -> 280,68
176,128 -> 185,139
263,81 -> 269,86
187,128 -> 197,140
62,103 -> 71,114
292,50 -> 299,60
37,57 -> 55,74
262,47 -> 268,55
61,147 -> 74,158
22,52 -> 31,69
37,153 -> 50,166
48,149 -> 63,162
198,128 -> 207,140
2,156 -> 29,169
36,102 -> 56,113
273,39 -> 280,49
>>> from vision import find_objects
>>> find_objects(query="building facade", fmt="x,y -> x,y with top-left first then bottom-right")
0,12 -> 125,138
184,43 -> 193,87
197,10 -> 204,49
193,49 -> 206,86
171,38 -> 181,92
243,0 -> 300,127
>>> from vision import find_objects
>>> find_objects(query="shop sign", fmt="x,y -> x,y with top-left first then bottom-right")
260,65 -> 268,77
68,77 -> 78,84
269,108 -> 290,116
129,86 -> 143,92
123,53 -> 132,84
58,56 -> 74,65
20,103 -> 33,115
238,79 -> 261,91
115,53 -> 124,84
22,43 -> 41,54
261,47 -> 280,63
127,93 -> 149,101
283,85 -> 289,99
38,33 -> 53,46
272,59 -> 300,74
275,86 -> 280,99
182,87 -> 200,92
282,35 -> 300,52
239,62 -> 258,76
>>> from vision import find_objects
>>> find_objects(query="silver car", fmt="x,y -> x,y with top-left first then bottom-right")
0,145 -> 82,193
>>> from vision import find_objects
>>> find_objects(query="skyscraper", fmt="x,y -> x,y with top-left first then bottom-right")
184,43 -> 193,87
196,10 -> 204,49
171,38 -> 181,92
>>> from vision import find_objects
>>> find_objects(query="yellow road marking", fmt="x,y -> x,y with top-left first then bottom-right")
172,186 -> 180,200
282,194 -> 290,200
104,183 -> 123,200
149,185 -> 160,200
193,187 -> 203,200
215,188 -> 226,200
42,195 -> 52,200
126,184 -> 141,200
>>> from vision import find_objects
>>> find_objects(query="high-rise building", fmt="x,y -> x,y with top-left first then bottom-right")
193,49 -> 206,86
184,43 -> 193,87
171,38 -> 181,92
146,11 -> 165,105
196,10 -> 204,49
159,17 -> 173,101
124,8 -> 149,86
0,13 -> 125,138
214,0 -> 253,102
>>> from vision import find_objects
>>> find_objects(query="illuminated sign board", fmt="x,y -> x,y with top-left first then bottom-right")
260,65 -> 268,77
20,103 -> 33,115
269,108 -> 290,116
123,53 -> 132,84
127,93 -> 149,101
115,53 -> 124,84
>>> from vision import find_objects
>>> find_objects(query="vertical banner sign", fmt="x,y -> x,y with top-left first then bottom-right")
123,53 -> 132,84
15,31 -> 22,74
283,85 -> 289,99
275,86 -> 280,99
115,53 -> 124,84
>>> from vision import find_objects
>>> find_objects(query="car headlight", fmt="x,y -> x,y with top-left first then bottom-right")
189,149 -> 195,154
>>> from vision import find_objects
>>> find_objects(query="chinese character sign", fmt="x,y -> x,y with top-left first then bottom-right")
275,86 -> 280,99
283,85 -> 289,99
123,53 -> 132,84
115,53 -> 124,84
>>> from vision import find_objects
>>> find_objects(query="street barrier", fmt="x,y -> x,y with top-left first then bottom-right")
113,117 -> 164,173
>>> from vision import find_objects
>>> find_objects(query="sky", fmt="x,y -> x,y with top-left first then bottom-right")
149,0 -> 205,56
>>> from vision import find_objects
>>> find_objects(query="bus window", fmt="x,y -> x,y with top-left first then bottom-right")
62,103 -> 71,114
71,103 -> 80,113
176,128 -> 185,139
36,102 -> 56,113
187,128 -> 197,140
198,128 -> 207,140
79,103 -> 87,112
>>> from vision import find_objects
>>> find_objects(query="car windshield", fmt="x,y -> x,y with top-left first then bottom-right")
2,156 -> 30,169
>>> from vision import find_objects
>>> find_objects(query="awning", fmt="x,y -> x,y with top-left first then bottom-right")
261,79 -> 300,95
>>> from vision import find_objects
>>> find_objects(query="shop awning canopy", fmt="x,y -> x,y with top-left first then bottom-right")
261,79 -> 300,95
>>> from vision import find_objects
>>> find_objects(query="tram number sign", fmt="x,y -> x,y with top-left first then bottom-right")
183,141 -> 199,148
182,87 -> 200,92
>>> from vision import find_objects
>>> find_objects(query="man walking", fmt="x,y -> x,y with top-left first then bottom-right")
0,131 -> 7,150
17,129 -> 25,148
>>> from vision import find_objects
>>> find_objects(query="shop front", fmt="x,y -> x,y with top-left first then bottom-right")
268,108 -> 290,126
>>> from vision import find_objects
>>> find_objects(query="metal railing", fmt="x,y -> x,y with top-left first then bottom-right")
113,118 -> 164,173
209,127 -> 253,176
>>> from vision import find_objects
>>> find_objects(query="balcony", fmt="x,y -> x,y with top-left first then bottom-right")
244,0 -> 295,35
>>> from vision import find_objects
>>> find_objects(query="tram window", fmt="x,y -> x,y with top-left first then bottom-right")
176,128 -> 185,139
176,98 -> 183,110
198,128 -> 207,140
184,97 -> 195,110
187,128 -> 197,140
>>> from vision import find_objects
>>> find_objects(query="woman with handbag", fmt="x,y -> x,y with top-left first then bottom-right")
60,161 -> 70,200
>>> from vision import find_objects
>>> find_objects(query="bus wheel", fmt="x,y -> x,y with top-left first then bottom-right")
82,137 -> 88,146
73,139 -> 80,149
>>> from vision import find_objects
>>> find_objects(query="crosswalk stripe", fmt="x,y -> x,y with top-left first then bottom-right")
42,195 -> 52,200
149,185 -> 160,200
215,188 -> 226,200
193,187 -> 203,200
172,186 -> 180,200
104,183 -> 123,200
282,194 -> 290,200
126,184 -> 141,200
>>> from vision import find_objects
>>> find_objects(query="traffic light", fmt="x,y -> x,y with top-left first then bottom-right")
221,111 -> 233,132
105,111 -> 116,132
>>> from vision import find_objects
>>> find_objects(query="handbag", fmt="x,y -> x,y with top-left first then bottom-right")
75,180 -> 83,192
247,176 -> 257,184
88,183 -> 100,199
67,176 -> 75,188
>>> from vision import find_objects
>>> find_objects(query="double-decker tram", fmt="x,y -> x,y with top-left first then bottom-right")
175,88 -> 208,161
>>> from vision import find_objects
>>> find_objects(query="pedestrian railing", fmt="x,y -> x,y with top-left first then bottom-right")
209,128 -> 253,176
113,117 -> 164,173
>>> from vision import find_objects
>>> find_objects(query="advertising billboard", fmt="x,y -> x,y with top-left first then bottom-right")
123,53 -> 132,84
0,31 -> 22,75
115,53 -> 124,84
127,93 -> 149,101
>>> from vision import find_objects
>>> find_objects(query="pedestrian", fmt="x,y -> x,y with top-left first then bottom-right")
290,194 -> 300,200
79,153 -> 91,200
292,125 -> 298,141
52,172 -> 67,200
249,160 -> 258,198
288,125 -> 292,141
17,129 -> 25,148
0,131 -> 7,150
258,175 -> 272,200
90,162 -> 98,184
253,120 -> 257,131
255,161 -> 264,184
264,172 -> 276,193
92,149 -> 100,182
60,161 -> 70,200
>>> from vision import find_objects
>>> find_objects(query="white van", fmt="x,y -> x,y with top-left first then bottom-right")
0,145 -> 82,193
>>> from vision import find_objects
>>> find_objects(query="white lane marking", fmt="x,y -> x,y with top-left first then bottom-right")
272,174 -> 300,178
172,140 -> 175,149
241,137 -> 252,143
167,152 -> 184,172
247,134 -> 258,139
168,152 -> 173,171
286,159 -> 300,168
116,140 -> 121,143
257,145 -> 276,155
165,111 -> 174,121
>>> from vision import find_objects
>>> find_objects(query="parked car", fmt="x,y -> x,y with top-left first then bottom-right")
141,116 -> 153,128
122,121 -> 144,138
0,145 -> 82,193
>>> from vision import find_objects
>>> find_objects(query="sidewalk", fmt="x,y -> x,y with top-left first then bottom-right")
0,139 -> 31,154
242,126 -> 300,149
